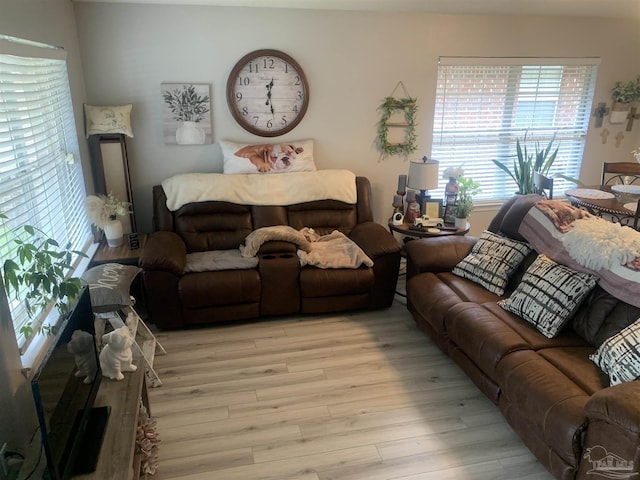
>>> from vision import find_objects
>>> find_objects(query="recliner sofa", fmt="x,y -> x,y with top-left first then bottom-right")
140,175 -> 401,329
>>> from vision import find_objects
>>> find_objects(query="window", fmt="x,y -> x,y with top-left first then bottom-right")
431,57 -> 599,200
0,36 -> 91,350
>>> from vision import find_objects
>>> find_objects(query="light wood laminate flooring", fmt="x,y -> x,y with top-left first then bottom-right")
147,294 -> 554,480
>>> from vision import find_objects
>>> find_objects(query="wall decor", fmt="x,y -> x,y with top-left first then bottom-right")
226,49 -> 309,137
423,198 -> 443,220
161,83 -> 211,145
443,204 -> 458,226
377,81 -> 418,157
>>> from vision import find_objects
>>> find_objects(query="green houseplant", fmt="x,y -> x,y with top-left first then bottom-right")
493,134 -> 559,195
611,76 -> 640,103
455,176 -> 481,219
1,212 -> 86,338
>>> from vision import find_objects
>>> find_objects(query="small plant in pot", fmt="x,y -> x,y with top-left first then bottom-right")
493,133 -> 559,195
1,212 -> 86,339
455,176 -> 480,227
611,76 -> 640,123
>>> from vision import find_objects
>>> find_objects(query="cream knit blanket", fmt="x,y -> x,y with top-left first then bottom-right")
162,170 -> 357,211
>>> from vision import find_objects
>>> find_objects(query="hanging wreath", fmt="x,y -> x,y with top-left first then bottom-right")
377,96 -> 418,156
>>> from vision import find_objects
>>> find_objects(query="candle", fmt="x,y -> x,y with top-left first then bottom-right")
406,190 -> 416,202
397,174 -> 407,193
392,194 -> 403,208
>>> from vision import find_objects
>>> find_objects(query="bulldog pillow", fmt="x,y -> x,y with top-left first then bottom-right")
221,139 -> 315,174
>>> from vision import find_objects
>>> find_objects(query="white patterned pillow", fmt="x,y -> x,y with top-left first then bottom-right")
452,230 -> 533,295
498,254 -> 598,338
591,317 -> 640,385
220,139 -> 315,174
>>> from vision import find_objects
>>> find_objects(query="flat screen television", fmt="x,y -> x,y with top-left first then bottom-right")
30,287 -> 108,480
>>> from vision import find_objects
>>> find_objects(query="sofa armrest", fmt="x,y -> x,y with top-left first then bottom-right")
585,381 -> 640,436
140,231 -> 186,276
348,221 -> 402,259
576,382 -> 640,478
404,236 -> 477,278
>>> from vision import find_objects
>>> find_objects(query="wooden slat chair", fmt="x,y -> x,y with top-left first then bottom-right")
601,162 -> 640,185
533,171 -> 554,199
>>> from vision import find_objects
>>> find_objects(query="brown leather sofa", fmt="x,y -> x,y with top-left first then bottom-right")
140,176 -> 401,330
405,194 -> 640,480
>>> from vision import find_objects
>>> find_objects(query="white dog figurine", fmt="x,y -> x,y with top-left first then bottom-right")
67,330 -> 98,384
99,326 -> 137,380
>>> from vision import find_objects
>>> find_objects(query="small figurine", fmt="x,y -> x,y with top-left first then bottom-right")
67,330 -> 98,384
99,325 -> 137,381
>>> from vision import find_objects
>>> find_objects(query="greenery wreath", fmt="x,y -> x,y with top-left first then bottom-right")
377,96 -> 418,156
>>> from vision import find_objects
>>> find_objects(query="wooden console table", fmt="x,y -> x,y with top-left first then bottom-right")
75,357 -> 149,480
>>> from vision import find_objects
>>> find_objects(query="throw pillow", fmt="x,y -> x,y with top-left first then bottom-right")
220,139 -> 315,174
84,104 -> 134,138
590,317 -> 640,385
81,263 -> 141,313
498,254 -> 598,338
452,230 -> 533,296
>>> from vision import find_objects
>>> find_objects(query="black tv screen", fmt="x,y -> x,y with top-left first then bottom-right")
30,287 -> 107,480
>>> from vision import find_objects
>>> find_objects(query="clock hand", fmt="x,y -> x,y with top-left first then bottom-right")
265,79 -> 274,114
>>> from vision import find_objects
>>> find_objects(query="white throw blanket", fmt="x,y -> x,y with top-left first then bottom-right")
297,229 -> 373,269
562,217 -> 640,271
162,170 -> 357,211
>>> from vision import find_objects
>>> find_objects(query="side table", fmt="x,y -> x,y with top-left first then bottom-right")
388,221 -> 470,240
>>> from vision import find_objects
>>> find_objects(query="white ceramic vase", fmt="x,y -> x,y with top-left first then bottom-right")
103,218 -> 123,247
454,217 -> 467,229
176,121 -> 205,145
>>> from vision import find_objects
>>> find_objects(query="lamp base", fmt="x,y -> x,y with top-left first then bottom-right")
415,190 -> 431,216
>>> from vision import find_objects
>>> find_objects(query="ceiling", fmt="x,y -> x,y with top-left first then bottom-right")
74,0 -> 640,20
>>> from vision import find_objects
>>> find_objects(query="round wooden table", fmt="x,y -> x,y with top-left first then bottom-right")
388,221 -> 470,239
565,185 -> 638,224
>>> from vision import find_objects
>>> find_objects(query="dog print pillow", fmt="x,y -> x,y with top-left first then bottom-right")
220,139 -> 315,174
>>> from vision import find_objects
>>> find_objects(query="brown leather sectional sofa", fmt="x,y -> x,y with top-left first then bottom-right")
140,176 -> 401,330
405,194 -> 640,480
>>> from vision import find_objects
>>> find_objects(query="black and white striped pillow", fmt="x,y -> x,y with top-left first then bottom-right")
498,254 -> 598,338
591,317 -> 640,385
452,230 -> 533,296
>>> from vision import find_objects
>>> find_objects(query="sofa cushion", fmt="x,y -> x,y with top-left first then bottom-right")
591,317 -> 640,385
538,347 -> 608,395
220,139 -> 316,174
498,254 -> 598,338
452,230 -> 532,295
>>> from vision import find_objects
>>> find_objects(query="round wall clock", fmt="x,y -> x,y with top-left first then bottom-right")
226,49 -> 309,137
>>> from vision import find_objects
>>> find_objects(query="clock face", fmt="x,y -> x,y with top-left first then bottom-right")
226,49 -> 309,137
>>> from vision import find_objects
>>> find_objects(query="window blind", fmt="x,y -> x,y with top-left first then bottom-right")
0,37 -> 91,348
431,57 -> 599,201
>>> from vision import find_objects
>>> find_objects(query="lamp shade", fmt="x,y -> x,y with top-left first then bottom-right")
408,158 -> 439,191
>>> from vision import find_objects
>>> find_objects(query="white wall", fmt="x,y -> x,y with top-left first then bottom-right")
0,0 -> 89,454
73,3 -> 640,234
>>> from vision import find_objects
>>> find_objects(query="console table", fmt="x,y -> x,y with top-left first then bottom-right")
74,357 -> 150,480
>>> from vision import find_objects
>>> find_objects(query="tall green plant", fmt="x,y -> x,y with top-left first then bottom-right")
455,176 -> 481,218
493,134 -> 559,195
1,212 -> 86,338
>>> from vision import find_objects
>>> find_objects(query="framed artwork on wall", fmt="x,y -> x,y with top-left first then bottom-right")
161,83 -> 212,145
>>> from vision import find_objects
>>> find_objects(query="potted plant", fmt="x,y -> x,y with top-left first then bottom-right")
1,212 -> 86,339
162,84 -> 210,144
611,76 -> 640,124
493,133 -> 559,195
455,176 -> 480,228
85,193 -> 132,248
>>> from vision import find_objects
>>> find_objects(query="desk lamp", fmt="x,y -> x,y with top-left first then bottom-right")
408,156 -> 439,216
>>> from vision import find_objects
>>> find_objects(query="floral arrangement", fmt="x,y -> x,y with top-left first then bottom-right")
85,193 -> 132,229
632,148 -> 640,163
442,166 -> 464,180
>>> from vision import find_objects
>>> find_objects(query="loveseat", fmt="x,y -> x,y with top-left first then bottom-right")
405,194 -> 640,480
140,171 -> 401,329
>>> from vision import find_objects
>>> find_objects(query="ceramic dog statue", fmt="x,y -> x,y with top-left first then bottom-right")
67,330 -> 98,384
99,325 -> 137,380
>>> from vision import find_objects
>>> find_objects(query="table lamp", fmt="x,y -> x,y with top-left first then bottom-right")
408,156 -> 439,216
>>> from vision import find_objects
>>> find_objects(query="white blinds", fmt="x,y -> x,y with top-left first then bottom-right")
431,57 -> 599,200
0,39 -> 91,345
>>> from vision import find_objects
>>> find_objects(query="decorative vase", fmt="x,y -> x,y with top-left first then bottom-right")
103,218 -> 123,247
454,217 -> 467,229
445,177 -> 459,205
176,121 -> 205,145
